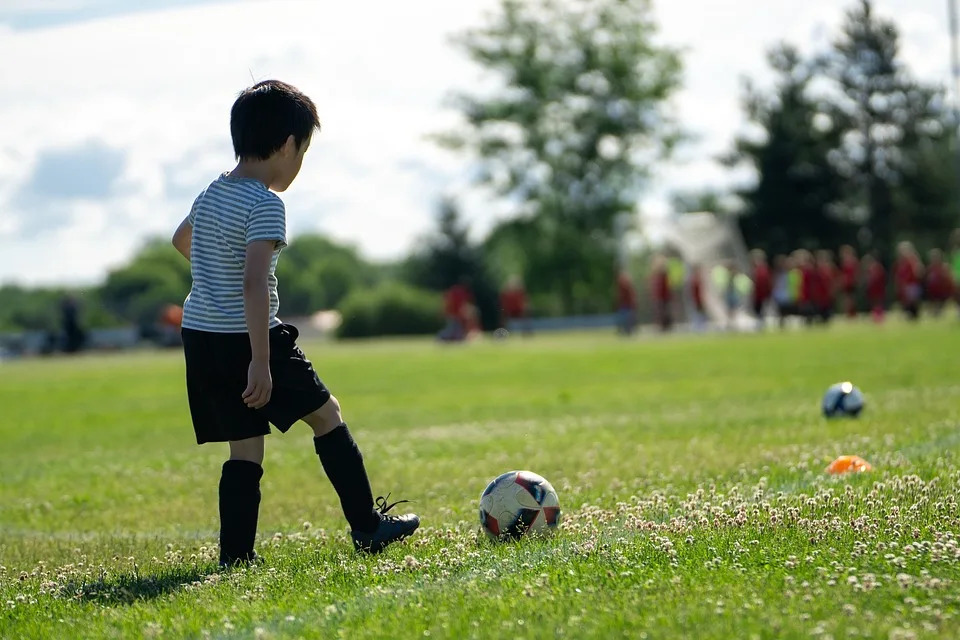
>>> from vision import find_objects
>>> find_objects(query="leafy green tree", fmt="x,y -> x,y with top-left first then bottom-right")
724,44 -> 852,256
99,240 -> 192,326
819,0 -> 959,256
438,0 -> 683,312
275,234 -> 380,315
402,197 -> 500,330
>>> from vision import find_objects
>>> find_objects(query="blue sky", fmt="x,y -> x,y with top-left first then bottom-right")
0,0 -> 953,286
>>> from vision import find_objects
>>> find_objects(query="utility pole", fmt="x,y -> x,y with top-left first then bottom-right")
950,0 -> 960,206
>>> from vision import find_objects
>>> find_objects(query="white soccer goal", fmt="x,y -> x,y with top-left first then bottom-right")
656,212 -> 758,330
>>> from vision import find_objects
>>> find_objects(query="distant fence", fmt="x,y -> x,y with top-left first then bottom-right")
0,326 -> 141,359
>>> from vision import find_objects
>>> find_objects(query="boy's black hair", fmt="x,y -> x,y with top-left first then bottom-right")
230,80 -> 320,161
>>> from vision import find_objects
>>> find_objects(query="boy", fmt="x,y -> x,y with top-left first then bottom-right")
170,80 -> 419,567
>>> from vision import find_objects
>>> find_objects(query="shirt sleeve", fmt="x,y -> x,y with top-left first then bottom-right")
187,193 -> 202,225
246,196 -> 287,248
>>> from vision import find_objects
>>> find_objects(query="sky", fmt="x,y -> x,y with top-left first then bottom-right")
0,0 -> 953,286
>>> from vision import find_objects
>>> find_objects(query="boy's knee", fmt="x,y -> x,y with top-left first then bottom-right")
228,436 -> 265,465
303,395 -> 342,437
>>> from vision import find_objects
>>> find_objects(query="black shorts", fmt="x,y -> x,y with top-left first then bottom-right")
181,323 -> 331,444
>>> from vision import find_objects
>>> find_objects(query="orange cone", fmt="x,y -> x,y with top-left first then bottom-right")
825,455 -> 873,475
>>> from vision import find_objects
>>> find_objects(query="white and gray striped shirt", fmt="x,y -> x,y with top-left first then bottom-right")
181,173 -> 287,333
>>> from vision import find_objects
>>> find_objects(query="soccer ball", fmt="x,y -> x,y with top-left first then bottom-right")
479,470 -> 561,541
822,381 -> 865,418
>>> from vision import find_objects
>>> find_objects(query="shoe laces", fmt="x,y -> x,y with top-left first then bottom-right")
375,493 -> 411,520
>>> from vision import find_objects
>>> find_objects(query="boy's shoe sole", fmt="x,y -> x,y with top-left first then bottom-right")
219,551 -> 263,569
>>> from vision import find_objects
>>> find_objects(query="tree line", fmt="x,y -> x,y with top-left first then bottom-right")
1,0 -> 957,338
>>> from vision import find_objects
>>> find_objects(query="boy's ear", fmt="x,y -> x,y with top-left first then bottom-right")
282,134 -> 297,156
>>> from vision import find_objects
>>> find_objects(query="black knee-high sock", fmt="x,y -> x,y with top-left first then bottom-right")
314,424 -> 380,534
219,460 -> 263,565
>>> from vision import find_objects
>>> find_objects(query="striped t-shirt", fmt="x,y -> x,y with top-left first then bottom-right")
181,173 -> 287,333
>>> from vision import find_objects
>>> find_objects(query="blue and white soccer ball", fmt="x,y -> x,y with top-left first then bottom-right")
479,470 -> 561,541
822,381 -> 865,418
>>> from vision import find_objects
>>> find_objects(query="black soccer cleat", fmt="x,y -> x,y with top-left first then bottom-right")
351,495 -> 420,554
219,551 -> 263,570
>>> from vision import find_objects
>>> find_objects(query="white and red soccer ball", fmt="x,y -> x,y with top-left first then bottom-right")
479,470 -> 561,541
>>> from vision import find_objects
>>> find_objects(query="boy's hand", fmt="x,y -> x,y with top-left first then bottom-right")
243,359 -> 273,409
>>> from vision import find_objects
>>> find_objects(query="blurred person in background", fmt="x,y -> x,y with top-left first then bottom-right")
749,249 -> 772,330
864,253 -> 887,323
615,269 -> 638,336
439,276 -> 475,342
924,248 -> 953,317
61,294 -> 87,354
894,241 -> 923,322
795,250 -> 816,325
721,260 -> 741,331
499,275 -> 530,336
951,230 -> 960,317
650,254 -> 672,332
688,262 -> 706,333
772,254 -> 796,329
839,245 -> 860,318
814,250 -> 838,324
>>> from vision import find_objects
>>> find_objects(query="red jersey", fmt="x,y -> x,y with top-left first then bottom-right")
798,265 -> 816,304
894,257 -> 922,303
840,257 -> 859,292
752,263 -> 772,303
690,272 -> 704,310
651,268 -> 671,303
866,263 -> 886,302
500,288 -> 527,317
926,263 -> 953,300
815,264 -> 838,306
617,275 -> 637,309
444,284 -> 472,318
894,258 -> 921,287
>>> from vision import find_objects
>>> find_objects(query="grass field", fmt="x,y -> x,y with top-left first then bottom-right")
3,321 -> 960,639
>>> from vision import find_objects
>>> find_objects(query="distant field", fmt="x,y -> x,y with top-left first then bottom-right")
3,320 -> 960,638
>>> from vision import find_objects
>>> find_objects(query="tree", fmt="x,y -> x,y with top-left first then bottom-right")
670,189 -> 739,216
438,0 -> 683,313
724,44 -> 853,256
275,234 -> 378,315
99,240 -> 192,326
402,197 -> 499,330
819,0 -> 959,257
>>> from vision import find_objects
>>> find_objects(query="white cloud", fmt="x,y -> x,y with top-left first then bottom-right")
0,0 -> 953,285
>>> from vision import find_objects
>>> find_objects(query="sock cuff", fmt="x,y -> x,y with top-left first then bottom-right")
222,459 -> 264,482
313,423 -> 349,455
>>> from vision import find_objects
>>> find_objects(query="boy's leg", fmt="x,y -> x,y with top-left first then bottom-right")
302,398 -> 420,554
303,397 -> 378,533
219,436 -> 265,567
262,324 -> 419,555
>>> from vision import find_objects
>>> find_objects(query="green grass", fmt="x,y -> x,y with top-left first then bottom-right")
3,320 -> 960,638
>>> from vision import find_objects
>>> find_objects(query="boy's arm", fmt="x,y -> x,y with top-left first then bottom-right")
243,241 -> 275,362
172,215 -> 193,262
241,240 -> 276,408
242,197 -> 287,408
